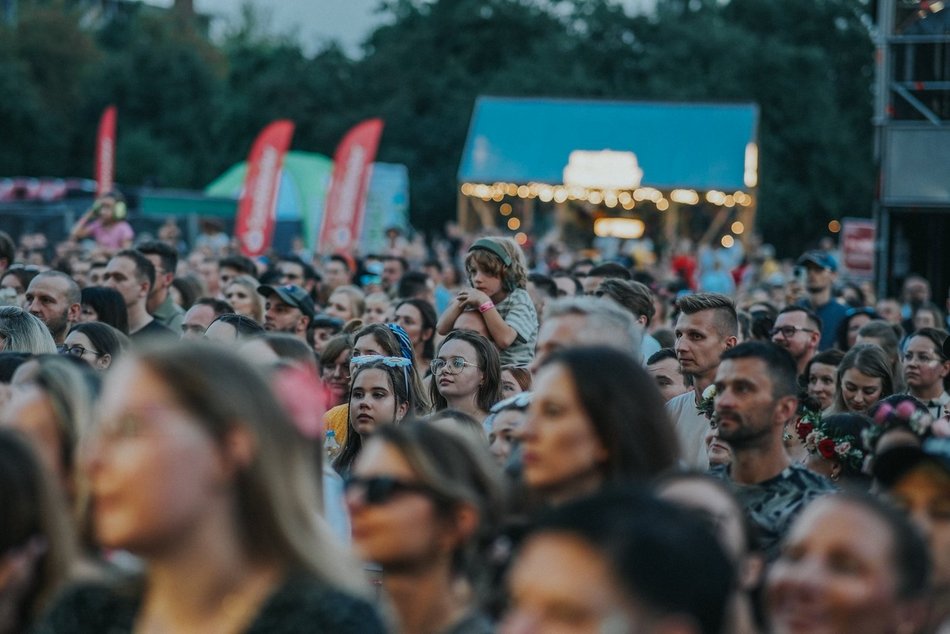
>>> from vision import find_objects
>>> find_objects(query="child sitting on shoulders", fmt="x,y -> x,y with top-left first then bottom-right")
437,236 -> 538,365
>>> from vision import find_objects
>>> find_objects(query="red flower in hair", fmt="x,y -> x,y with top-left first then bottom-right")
796,421 -> 814,441
818,438 -> 837,460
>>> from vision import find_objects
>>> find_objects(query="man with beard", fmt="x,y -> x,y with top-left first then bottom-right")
770,305 -> 821,381
712,341 -> 836,560
25,271 -> 81,347
795,250 -> 847,351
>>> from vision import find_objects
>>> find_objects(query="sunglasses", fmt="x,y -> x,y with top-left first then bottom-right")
343,475 -> 438,505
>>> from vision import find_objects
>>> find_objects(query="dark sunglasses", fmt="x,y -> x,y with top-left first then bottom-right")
343,475 -> 437,505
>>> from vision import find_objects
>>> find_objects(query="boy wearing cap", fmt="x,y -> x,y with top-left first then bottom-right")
258,284 -> 316,341
875,437 -> 950,631
796,250 -> 848,351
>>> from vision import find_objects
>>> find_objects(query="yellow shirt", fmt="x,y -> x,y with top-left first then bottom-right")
324,403 -> 349,447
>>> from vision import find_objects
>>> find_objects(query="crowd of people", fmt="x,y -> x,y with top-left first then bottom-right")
0,189 -> 949,633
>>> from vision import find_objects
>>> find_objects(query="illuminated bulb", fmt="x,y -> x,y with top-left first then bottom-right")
461,183 -> 473,196
507,217 -> 521,231
588,191 -> 604,204
721,235 -> 735,248
828,220 -> 841,233
500,203 -> 512,216
515,232 -> 528,245
656,199 -> 670,211
517,186 -> 530,198
731,221 -> 744,235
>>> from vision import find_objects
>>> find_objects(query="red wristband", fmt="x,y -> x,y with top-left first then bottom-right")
478,300 -> 495,314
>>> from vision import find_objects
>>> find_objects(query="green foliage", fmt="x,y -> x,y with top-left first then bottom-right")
2,0 -> 874,254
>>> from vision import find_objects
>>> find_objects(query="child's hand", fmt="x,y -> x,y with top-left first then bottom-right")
458,289 -> 490,308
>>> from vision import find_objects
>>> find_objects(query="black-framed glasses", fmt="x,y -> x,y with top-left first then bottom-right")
343,475 -> 438,505
61,345 -> 102,358
431,356 -> 479,375
769,326 -> 816,339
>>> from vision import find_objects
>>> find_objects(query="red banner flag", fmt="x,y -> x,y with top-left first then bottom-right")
234,120 -> 295,258
95,106 -> 117,195
318,118 -> 384,254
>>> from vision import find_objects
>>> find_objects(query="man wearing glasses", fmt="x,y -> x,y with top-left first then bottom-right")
770,306 -> 822,382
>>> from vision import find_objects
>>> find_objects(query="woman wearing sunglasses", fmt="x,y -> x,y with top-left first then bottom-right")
345,420 -> 504,634
333,355 -> 420,475
36,342 -> 383,633
429,330 -> 502,424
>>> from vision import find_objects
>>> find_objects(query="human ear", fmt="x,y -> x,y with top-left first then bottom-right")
220,425 -> 257,476
395,401 -> 409,423
96,353 -> 112,370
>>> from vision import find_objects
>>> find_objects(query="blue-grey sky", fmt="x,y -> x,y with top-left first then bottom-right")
148,0 -> 389,56
146,0 -> 656,57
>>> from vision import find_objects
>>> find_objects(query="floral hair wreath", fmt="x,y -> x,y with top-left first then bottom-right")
795,408 -> 866,473
860,399 -> 950,452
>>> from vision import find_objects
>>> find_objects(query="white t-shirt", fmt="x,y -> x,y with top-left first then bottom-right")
664,390 -> 710,470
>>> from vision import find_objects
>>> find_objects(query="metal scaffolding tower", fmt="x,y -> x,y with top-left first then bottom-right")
875,0 -> 950,301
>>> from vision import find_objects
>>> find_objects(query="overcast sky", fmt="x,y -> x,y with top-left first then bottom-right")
144,0 -> 658,57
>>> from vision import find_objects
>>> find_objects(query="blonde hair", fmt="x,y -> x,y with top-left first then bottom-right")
465,237 -> 528,292
329,285 -> 366,321
128,342 -> 366,595
224,275 -> 265,323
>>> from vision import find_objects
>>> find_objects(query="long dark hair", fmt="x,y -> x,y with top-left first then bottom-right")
334,359 -> 413,475
540,346 -> 680,481
429,330 -> 502,414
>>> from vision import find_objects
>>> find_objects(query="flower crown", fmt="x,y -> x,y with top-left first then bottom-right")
860,399 -> 950,451
795,408 -> 866,473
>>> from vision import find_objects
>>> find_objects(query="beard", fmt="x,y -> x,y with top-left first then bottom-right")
717,413 -> 774,450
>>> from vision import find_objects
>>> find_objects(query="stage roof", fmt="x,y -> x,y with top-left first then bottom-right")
458,97 -> 759,192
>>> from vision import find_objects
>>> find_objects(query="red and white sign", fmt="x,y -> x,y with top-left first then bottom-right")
234,120 -> 295,258
95,106 -> 117,195
840,218 -> 876,280
318,118 -> 384,254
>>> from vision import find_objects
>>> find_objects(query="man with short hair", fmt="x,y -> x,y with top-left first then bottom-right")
381,256 -> 407,295
137,241 -> 185,334
532,296 -> 641,373
258,284 -> 315,340
770,305 -> 822,380
646,348 -> 692,403
667,292 -> 738,469
25,271 -> 81,345
103,250 -> 175,339
581,261 -> 631,295
550,271 -> 581,298
526,273 -> 557,320
596,278 -> 662,363
796,250 -> 847,351
87,261 -> 109,287
219,255 -> 258,292
181,297 -> 233,340
712,341 -> 836,559
322,255 -> 353,293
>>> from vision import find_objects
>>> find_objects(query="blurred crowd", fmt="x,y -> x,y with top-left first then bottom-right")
0,191 -> 949,633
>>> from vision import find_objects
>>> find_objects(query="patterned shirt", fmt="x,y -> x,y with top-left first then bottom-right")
494,288 -> 538,366
711,463 -> 837,560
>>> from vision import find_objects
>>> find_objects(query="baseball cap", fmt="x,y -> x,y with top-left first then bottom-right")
796,250 -> 837,272
257,284 -> 316,319
310,314 -> 344,331
873,437 -> 950,487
